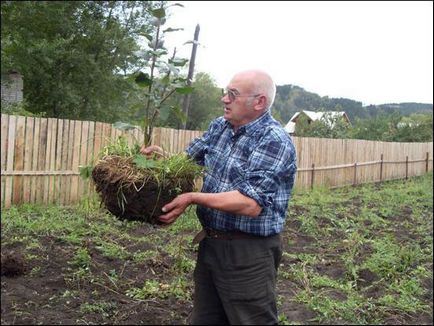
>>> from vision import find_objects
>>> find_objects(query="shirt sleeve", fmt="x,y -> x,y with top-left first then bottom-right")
234,134 -> 297,208
186,118 -> 223,165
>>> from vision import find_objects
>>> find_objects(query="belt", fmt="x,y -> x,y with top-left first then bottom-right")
205,228 -> 260,240
192,228 -> 268,244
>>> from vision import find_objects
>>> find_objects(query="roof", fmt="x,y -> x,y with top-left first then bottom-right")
284,110 -> 350,133
284,121 -> 296,133
291,110 -> 348,122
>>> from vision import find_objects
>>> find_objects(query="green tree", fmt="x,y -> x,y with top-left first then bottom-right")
392,113 -> 433,142
294,113 -> 351,139
350,113 -> 400,141
161,72 -> 222,130
186,72 -> 222,130
1,1 -> 159,122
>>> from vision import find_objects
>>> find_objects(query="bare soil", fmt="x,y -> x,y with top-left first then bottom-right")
1,198 -> 433,325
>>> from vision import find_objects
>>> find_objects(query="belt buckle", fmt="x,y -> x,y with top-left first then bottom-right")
206,228 -> 221,239
192,229 -> 206,244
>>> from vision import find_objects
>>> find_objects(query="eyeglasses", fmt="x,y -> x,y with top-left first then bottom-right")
222,88 -> 261,102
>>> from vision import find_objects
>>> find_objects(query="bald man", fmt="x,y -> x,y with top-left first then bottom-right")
142,70 -> 297,325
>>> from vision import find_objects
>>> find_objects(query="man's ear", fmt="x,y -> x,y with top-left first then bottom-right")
254,95 -> 267,111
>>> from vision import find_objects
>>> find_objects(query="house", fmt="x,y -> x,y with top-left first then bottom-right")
284,110 -> 351,135
1,70 -> 23,104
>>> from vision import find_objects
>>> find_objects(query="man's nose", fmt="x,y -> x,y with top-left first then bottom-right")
221,93 -> 230,103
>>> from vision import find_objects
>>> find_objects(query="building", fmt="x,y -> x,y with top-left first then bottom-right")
284,110 -> 351,135
1,70 -> 23,104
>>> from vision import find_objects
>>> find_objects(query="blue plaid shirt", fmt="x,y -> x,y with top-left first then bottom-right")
186,111 -> 297,236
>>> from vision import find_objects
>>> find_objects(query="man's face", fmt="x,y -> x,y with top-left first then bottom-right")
221,76 -> 260,129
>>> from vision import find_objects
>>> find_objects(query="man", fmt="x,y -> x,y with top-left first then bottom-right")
141,70 -> 297,325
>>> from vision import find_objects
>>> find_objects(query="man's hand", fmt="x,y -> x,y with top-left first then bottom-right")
140,145 -> 165,158
158,193 -> 193,225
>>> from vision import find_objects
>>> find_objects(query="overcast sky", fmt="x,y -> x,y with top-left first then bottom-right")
164,1 -> 433,106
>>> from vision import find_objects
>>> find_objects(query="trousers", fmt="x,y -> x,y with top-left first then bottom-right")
190,232 -> 282,325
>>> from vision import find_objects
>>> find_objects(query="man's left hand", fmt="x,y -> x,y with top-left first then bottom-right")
158,193 -> 193,225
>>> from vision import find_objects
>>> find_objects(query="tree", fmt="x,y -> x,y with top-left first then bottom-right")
294,113 -> 351,139
350,113 -> 401,141
1,1 -> 159,122
392,113 -> 433,142
158,72 -> 222,130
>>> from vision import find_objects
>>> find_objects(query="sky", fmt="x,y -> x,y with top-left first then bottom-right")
163,1 -> 433,106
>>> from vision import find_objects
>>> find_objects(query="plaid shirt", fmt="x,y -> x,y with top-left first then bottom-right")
186,111 -> 297,236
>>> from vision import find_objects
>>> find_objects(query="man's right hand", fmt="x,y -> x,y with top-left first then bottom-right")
140,145 -> 165,158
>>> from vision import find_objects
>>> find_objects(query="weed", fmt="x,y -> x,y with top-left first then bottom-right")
70,247 -> 92,269
95,240 -> 128,260
126,277 -> 191,301
80,301 -> 117,318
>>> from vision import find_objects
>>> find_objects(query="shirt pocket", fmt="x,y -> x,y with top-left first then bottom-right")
204,147 -> 219,172
203,148 -> 221,191
227,161 -> 247,187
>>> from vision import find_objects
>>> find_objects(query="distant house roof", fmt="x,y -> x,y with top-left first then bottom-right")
284,110 -> 350,134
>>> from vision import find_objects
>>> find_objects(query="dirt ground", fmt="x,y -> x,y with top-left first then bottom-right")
1,204 -> 433,325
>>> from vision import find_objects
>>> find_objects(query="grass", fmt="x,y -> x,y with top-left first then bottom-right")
1,172 -> 433,325
282,172 -> 433,324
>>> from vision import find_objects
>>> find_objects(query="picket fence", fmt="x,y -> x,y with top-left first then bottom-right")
1,114 -> 432,208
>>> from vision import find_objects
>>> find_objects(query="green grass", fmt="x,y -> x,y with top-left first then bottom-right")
1,172 -> 432,325
283,173 -> 433,324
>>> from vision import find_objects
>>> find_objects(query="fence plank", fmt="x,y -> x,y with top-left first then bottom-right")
78,121 -> 90,199
55,119 -> 64,204
4,115 -> 16,208
1,114 -> 433,207
22,117 -> 34,203
12,116 -> 25,204
66,119 -> 75,204
70,120 -> 82,202
30,117 -> 40,203
48,118 -> 57,203
1,114 -> 9,206
36,118 -> 48,203
93,122 -> 104,161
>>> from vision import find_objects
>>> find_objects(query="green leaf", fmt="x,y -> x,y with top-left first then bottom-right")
175,86 -> 194,94
169,57 -> 188,67
169,3 -> 185,8
133,155 -> 157,169
79,165 -> 93,180
159,106 -> 171,122
149,49 -> 168,57
161,75 -> 170,85
141,33 -> 153,42
163,27 -> 183,33
183,40 -> 200,46
151,8 -> 166,19
171,105 -> 187,124
150,17 -> 166,26
135,72 -> 152,87
113,121 -> 137,131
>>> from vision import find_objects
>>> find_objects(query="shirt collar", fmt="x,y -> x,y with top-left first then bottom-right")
225,111 -> 272,136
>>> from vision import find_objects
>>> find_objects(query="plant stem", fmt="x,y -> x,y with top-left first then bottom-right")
144,21 -> 161,145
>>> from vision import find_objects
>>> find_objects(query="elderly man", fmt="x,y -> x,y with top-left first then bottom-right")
142,70 -> 297,325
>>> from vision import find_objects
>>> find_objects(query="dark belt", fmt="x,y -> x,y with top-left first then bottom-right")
204,228 -> 260,240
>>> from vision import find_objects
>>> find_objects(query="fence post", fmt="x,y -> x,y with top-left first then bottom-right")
405,156 -> 409,180
353,162 -> 357,186
426,152 -> 429,173
311,163 -> 315,189
380,153 -> 383,182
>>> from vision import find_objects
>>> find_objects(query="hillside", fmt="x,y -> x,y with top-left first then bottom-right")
273,84 -> 433,123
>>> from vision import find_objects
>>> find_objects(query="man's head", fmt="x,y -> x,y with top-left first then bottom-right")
222,70 -> 276,130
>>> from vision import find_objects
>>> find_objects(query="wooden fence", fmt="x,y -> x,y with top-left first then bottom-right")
1,114 -> 433,208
